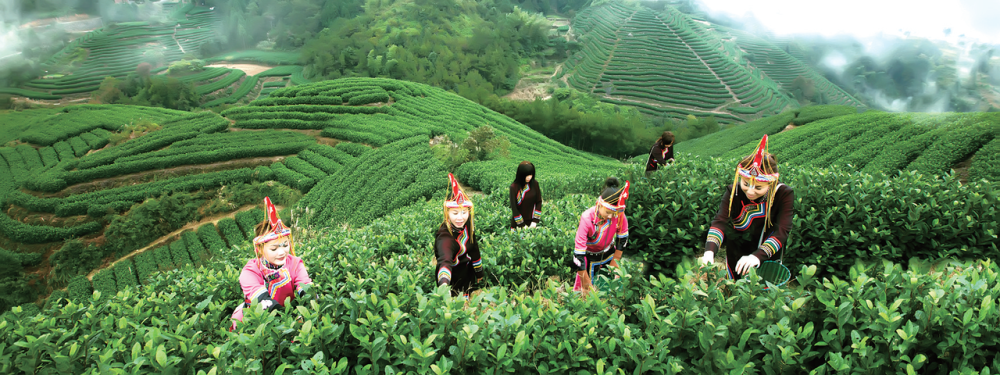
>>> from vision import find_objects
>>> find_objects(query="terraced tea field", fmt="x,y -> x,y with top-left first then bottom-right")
0,78 -> 620,315
19,6 -> 220,98
677,105 -> 1000,182
564,3 -> 798,125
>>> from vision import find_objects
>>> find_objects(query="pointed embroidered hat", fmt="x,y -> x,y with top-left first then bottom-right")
737,135 -> 780,183
444,173 -> 474,209
597,180 -> 630,213
253,197 -> 292,245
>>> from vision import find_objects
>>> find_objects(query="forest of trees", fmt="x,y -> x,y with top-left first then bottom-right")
91,63 -> 201,110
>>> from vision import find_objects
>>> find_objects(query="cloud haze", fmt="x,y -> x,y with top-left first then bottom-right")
697,0 -> 1000,45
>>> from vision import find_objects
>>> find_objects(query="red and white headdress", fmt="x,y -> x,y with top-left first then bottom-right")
737,135 -> 780,183
597,181 -> 630,213
253,197 -> 292,246
444,173 -> 474,209
730,135 -> 780,226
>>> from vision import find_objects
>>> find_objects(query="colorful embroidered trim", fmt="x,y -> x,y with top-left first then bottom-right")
597,197 -> 624,213
532,209 -> 542,218
437,267 -> 451,282
574,247 -> 588,256
253,227 -> 291,245
707,227 -> 724,247
760,236 -> 782,257
513,214 -> 524,225
295,282 -> 310,295
453,229 -> 468,262
266,268 -> 291,298
248,287 -> 268,303
586,218 -> 612,246
587,253 -> 616,280
734,202 -> 767,231
472,259 -> 482,272
517,184 -> 530,205
738,167 -> 779,183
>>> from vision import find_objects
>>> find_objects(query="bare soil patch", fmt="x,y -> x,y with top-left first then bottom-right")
503,82 -> 551,101
952,156 -> 973,185
206,63 -> 276,76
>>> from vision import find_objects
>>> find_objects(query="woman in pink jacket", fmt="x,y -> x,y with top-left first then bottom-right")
571,177 -> 630,295
230,197 -> 312,331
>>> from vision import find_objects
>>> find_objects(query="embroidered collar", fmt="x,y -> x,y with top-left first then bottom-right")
261,258 -> 284,270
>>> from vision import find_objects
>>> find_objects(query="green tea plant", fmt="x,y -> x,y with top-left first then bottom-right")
5,187 -> 1000,374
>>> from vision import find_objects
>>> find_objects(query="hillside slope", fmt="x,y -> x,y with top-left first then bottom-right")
676,106 -> 1000,182
562,2 -> 798,125
0,77 -> 620,311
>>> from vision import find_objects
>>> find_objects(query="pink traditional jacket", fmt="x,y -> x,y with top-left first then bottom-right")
574,206 -> 629,255
230,255 -> 312,327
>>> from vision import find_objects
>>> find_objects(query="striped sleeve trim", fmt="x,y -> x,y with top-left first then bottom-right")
472,259 -> 483,272
513,214 -> 524,225
574,247 -> 588,255
249,287 -> 268,301
295,282 -> 312,294
759,236 -> 782,258
706,227 -> 724,247
616,232 -> 629,239
437,267 -> 452,283
532,209 -> 542,217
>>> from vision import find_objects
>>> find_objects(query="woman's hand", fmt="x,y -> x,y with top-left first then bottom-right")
700,251 -> 714,266
530,222 -> 537,228
735,255 -> 761,275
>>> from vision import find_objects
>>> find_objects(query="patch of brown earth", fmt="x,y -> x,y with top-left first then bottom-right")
952,156 -> 973,185
206,63 -> 276,76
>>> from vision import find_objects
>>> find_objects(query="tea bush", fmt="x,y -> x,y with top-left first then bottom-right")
4,189 -> 1000,374
682,110 -> 1000,182
218,218 -> 247,248
623,159 -> 998,277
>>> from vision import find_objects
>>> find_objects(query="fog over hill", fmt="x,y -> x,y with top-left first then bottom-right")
692,0 -> 1000,112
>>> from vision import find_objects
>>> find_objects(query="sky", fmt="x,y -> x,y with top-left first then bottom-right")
696,0 -> 1000,45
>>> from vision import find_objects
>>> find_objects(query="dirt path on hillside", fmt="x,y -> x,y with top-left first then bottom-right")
651,13 -> 740,104
591,10 -> 638,95
84,204 -> 269,280
206,63 -> 275,76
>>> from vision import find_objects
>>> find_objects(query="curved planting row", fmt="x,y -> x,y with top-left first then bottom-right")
683,107 -> 1000,182
299,135 -> 444,227
6,155 -> 1000,373
567,3 -> 793,124
223,77 -> 619,195
202,75 -> 261,108
194,70 -> 246,95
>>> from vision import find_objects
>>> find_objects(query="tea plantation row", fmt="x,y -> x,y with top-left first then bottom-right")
678,108 -> 1000,182
3,179 -> 1000,374
564,2 -> 846,124
14,6 -> 221,98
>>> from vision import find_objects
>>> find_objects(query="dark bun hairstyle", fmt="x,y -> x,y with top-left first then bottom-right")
600,177 -> 621,201
659,131 -> 675,147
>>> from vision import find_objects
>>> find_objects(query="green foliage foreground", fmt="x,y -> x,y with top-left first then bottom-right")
4,189 -> 1000,374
